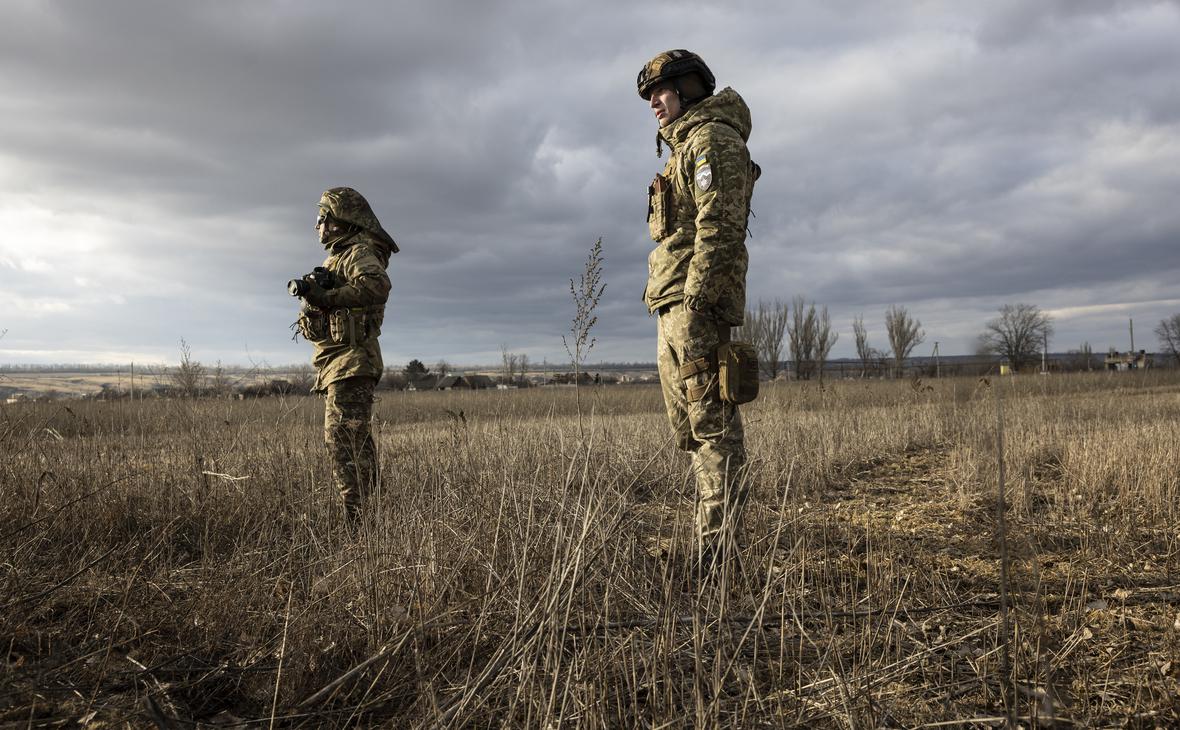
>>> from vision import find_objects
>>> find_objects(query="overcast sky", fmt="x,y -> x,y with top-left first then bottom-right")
2,0 -> 1178,369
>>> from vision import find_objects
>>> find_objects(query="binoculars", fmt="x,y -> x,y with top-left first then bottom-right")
288,266 -> 337,297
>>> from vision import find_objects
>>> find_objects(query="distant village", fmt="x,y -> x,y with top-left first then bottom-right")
0,363 -> 658,404
0,347 -> 1166,405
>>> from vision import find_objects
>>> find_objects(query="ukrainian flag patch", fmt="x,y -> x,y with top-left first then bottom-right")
694,154 -> 713,191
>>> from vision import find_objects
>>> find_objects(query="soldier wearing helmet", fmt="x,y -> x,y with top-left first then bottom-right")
294,186 -> 396,523
638,50 -> 760,576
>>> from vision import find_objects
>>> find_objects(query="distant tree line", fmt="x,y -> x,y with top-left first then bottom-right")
729,299 -> 1180,379
738,299 -> 926,380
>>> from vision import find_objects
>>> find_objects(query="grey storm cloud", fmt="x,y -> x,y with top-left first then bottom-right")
1,0 -> 1178,367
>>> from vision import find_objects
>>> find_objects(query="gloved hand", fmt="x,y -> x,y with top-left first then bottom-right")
300,276 -> 332,308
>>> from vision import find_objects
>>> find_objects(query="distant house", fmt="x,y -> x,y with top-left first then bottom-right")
405,376 -> 433,391
1104,349 -> 1151,371
408,375 -> 459,391
466,374 -> 496,389
406,373 -> 499,391
408,375 -> 452,391
548,372 -> 596,385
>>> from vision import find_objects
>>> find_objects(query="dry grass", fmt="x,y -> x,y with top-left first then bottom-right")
2,372 -> 1179,727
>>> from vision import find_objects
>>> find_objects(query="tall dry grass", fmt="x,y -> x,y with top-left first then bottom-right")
2,371 -> 1179,726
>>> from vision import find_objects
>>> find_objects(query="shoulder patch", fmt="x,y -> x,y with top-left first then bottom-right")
694,155 -> 713,191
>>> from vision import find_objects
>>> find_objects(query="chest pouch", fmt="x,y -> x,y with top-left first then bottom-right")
648,174 -> 672,241
718,341 -> 759,404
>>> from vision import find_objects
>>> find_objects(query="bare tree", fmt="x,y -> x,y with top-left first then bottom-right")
736,299 -> 788,379
209,360 -> 231,397
434,359 -> 451,377
814,306 -> 838,382
1156,313 -> 1180,366
501,344 -> 518,385
171,338 -> 206,397
1067,342 -> 1095,372
518,354 -> 530,385
978,303 -> 1053,372
761,300 -> 789,379
292,363 -> 316,393
852,315 -> 882,378
787,296 -> 818,380
884,305 -> 924,378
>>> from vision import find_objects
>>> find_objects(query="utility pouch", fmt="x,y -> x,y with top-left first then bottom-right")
298,308 -> 329,342
718,341 -> 759,404
678,354 -> 715,403
329,309 -> 365,345
648,174 -> 672,240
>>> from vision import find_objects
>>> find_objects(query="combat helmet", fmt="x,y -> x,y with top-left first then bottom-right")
637,49 -> 715,104
318,187 -> 399,254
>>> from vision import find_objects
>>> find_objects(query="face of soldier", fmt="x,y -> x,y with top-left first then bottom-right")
649,82 -> 683,127
316,212 -> 341,245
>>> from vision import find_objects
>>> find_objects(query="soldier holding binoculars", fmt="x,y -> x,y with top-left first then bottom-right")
291,186 -> 397,523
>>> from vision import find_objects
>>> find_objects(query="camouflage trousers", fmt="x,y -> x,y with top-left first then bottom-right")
323,375 -> 379,520
657,303 -> 748,554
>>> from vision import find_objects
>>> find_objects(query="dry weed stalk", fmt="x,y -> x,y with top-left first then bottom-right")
562,238 -> 606,441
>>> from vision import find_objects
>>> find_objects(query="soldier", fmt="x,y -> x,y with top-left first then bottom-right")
637,50 -> 759,574
294,187 -> 396,523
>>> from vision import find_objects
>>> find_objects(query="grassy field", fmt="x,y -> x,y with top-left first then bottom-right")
2,372 -> 1179,727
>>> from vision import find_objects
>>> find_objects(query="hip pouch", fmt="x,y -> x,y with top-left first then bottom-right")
298,308 -> 330,342
329,308 -> 370,345
679,341 -> 759,404
718,341 -> 759,404
648,174 -> 672,240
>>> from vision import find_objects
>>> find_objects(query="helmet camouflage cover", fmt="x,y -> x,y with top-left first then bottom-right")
637,49 -> 716,101
318,186 -> 399,253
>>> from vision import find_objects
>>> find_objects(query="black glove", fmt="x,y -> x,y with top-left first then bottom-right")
300,276 -> 331,308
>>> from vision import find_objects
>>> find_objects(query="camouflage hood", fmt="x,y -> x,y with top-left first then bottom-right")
318,187 -> 399,261
657,87 -> 752,155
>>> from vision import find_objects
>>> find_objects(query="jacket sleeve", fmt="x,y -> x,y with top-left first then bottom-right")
682,124 -> 751,309
322,244 -> 391,308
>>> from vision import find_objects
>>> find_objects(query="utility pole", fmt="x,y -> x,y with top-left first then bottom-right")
1129,318 -> 1135,353
1042,331 -> 1048,374
933,341 -> 940,378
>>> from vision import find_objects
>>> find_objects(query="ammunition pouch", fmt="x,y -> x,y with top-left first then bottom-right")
679,354 -> 715,403
648,174 -> 672,240
678,341 -> 759,404
328,306 -> 383,346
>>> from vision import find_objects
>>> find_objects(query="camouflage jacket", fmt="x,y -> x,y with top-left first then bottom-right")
303,230 -> 392,391
644,87 -> 757,326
